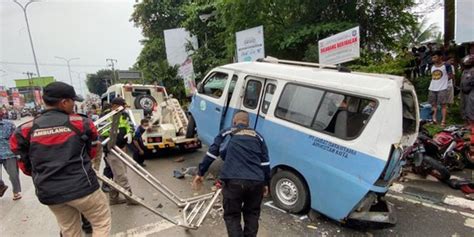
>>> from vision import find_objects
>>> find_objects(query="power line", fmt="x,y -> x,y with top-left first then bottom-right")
0,61 -> 105,67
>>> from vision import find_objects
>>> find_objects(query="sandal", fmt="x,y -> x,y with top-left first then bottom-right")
13,193 -> 22,201
441,121 -> 446,128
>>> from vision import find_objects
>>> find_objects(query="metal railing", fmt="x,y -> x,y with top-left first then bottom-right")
93,107 -> 220,229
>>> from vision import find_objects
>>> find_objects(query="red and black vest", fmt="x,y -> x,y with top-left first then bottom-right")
10,109 -> 99,205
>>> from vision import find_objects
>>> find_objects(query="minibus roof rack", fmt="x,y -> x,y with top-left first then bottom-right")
257,56 -> 351,73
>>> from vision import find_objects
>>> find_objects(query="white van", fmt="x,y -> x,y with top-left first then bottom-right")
188,57 -> 419,223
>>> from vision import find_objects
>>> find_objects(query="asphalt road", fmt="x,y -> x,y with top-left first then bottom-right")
1,117 -> 473,236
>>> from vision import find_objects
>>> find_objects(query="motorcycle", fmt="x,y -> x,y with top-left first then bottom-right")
403,128 -> 451,182
422,124 -> 473,170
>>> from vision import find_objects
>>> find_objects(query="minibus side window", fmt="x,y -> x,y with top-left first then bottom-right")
202,72 -> 228,98
243,80 -> 262,109
313,93 -> 376,139
261,84 -> 276,114
275,84 -> 324,127
228,75 -> 238,97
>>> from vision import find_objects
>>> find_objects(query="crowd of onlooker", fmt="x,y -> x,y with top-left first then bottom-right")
0,105 -> 41,120
399,41 -> 470,81
395,42 -> 473,128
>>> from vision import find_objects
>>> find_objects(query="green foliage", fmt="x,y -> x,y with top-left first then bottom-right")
131,0 -> 188,100
131,0 -> 419,99
86,69 -> 111,96
397,18 -> 440,47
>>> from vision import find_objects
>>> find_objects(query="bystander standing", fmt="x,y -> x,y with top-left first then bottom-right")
0,110 -> 21,200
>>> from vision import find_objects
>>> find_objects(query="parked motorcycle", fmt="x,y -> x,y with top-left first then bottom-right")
403,128 -> 451,182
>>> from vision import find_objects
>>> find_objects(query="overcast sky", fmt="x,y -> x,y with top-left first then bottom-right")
0,0 -> 444,96
0,0 -> 143,95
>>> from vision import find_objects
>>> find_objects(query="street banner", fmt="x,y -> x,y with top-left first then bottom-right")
236,25 -> 265,62
0,86 -> 8,106
178,58 -> 197,96
164,28 -> 199,96
455,0 -> 474,43
34,89 -> 42,105
318,26 -> 360,65
12,88 -> 20,108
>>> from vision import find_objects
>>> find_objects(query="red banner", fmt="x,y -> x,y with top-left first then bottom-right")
0,86 -> 8,106
12,89 -> 20,108
34,90 -> 42,105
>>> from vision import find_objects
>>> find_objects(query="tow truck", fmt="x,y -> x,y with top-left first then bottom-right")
101,83 -> 201,153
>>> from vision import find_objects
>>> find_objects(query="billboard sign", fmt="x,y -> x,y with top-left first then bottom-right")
318,26 -> 360,65
236,25 -> 265,62
455,0 -> 474,43
117,71 -> 142,81
164,28 -> 199,96
15,76 -> 55,88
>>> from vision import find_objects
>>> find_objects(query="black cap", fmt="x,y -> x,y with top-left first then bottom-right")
43,81 -> 84,102
111,97 -> 126,106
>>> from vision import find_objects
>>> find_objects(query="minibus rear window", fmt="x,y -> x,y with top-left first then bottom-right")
402,91 -> 417,134
275,83 -> 376,140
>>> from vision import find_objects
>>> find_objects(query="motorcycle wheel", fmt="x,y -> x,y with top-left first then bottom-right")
462,148 -> 474,168
422,156 -> 451,182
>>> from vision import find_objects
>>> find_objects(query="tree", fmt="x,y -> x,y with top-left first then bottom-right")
86,69 -> 111,96
397,17 -> 440,47
131,0 -> 188,100
131,0 -> 418,87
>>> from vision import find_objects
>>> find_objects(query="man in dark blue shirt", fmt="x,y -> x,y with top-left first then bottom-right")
193,111 -> 270,237
132,119 -> 149,167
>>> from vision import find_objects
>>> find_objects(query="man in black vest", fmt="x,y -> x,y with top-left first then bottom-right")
10,82 -> 111,236
193,111 -> 270,237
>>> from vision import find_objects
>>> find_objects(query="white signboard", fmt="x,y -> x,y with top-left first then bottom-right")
455,0 -> 474,43
318,26 -> 360,65
164,28 -> 198,96
164,28 -> 198,66
236,26 -> 265,62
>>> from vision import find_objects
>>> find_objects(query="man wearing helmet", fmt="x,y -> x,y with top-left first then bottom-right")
460,54 -> 474,163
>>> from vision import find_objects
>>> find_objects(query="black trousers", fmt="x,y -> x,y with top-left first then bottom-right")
222,179 -> 264,237
133,152 -> 146,164
102,147 -> 113,179
130,144 -> 146,164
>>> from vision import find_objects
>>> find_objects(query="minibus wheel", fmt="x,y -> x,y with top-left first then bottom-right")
185,115 -> 196,138
271,170 -> 309,213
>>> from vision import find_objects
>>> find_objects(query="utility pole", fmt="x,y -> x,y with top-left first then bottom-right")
55,56 -> 79,85
0,69 -> 7,87
106,58 -> 118,84
444,0 -> 455,47
13,0 -> 41,77
23,71 -> 36,107
72,71 -> 86,96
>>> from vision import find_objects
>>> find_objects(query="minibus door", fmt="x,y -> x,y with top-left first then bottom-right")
254,81 -> 277,132
239,77 -> 276,130
191,70 -> 235,145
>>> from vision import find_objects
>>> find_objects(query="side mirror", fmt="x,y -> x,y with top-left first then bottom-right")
197,82 -> 204,94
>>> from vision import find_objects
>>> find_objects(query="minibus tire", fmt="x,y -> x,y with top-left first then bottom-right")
271,170 -> 309,213
185,115 -> 196,138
